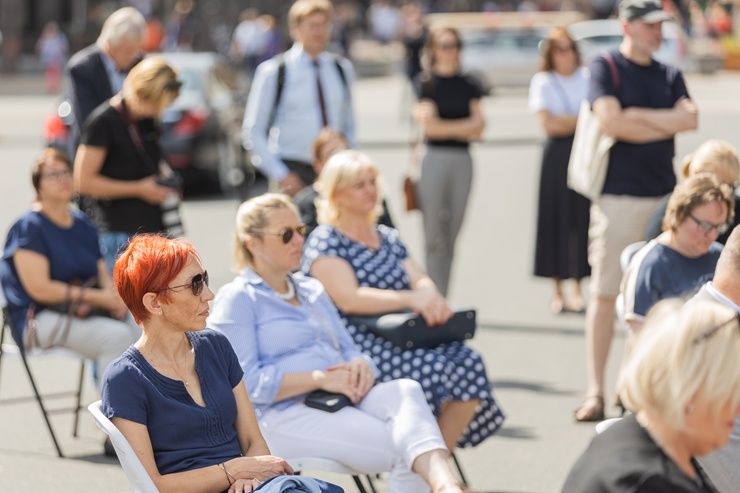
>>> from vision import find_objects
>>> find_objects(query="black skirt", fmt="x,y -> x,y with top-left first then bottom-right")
534,136 -> 591,280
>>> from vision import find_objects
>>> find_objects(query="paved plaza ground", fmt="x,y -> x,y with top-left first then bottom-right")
2,69 -> 740,492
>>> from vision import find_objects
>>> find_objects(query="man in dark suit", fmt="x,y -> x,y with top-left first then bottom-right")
66,6 -> 146,144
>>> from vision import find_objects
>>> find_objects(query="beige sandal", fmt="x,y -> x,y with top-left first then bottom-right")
574,395 -> 605,422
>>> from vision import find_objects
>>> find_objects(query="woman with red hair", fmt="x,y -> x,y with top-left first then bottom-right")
102,234 -> 340,493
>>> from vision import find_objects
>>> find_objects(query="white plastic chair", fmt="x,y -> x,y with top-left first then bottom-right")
595,417 -> 622,434
88,400 -> 160,493
89,401 -> 374,493
616,241 -> 648,332
287,457 -> 376,493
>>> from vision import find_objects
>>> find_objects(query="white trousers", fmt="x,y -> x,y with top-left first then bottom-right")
259,379 -> 446,493
29,310 -> 140,376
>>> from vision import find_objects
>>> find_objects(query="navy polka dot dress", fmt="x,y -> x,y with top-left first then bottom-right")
302,225 -> 504,447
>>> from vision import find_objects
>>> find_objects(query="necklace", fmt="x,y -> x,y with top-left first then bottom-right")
275,276 -> 295,301
141,343 -> 192,387
169,364 -> 190,387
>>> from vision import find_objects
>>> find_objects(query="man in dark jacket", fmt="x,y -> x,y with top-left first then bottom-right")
66,7 -> 146,150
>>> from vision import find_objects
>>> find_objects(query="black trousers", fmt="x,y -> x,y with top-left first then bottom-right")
283,159 -> 317,188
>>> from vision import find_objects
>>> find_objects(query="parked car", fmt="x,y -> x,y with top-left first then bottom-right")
156,52 -> 251,194
568,19 -> 687,68
44,52 -> 251,195
459,26 -> 549,92
424,11 -> 588,93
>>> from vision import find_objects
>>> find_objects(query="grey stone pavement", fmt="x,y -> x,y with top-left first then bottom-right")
1,70 -> 740,493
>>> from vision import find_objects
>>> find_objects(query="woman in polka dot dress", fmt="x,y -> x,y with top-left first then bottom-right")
301,150 -> 504,450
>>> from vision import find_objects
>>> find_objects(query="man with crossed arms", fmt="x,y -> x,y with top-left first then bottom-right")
576,0 -> 699,422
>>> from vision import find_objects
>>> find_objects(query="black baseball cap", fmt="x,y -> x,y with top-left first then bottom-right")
619,0 -> 674,23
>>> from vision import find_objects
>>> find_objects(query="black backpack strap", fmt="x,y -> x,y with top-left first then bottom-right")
269,53 -> 350,128
331,54 -> 352,127
268,53 -> 286,129
332,55 -> 348,89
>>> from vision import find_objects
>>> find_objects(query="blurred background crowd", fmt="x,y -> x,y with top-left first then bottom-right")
1,0 -> 739,77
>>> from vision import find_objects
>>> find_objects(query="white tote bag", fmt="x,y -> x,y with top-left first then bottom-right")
566,100 -> 614,200
567,53 -> 620,201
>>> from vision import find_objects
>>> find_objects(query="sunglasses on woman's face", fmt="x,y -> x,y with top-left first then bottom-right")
160,271 -> 209,296
265,224 -> 308,244
436,42 -> 460,51
553,44 -> 576,54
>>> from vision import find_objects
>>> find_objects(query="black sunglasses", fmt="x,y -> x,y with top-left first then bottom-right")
159,271 -> 209,296
262,224 -> 308,244
691,312 -> 740,345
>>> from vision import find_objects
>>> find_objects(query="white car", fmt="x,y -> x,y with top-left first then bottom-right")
567,19 -> 687,69
459,26 -> 550,93
424,11 -> 587,93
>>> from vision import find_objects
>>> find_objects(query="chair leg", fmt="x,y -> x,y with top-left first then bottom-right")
364,474 -> 378,493
72,359 -> 85,437
351,475 -> 369,493
19,349 -> 65,457
0,322 -> 7,395
451,451 -> 469,486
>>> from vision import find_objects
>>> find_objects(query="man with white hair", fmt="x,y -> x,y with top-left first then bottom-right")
689,226 -> 740,493
66,6 -> 146,140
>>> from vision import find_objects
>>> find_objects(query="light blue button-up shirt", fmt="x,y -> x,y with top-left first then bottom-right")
100,50 -> 126,95
207,269 -> 376,417
241,44 -> 356,180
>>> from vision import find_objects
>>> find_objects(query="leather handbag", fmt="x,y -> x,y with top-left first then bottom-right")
403,175 -> 419,211
567,52 -> 620,200
404,92 -> 425,212
349,308 -> 476,350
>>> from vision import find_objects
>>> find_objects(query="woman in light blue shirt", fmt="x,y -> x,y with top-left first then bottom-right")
208,193 -> 466,493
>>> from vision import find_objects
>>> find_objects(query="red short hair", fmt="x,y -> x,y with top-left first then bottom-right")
113,234 -> 200,324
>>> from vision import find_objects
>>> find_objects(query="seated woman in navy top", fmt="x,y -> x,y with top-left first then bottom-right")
621,173 -> 733,333
102,234 -> 340,493
208,194 -> 467,493
0,148 -> 139,370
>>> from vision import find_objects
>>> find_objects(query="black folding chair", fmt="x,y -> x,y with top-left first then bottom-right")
0,308 -> 86,457
451,451 -> 470,487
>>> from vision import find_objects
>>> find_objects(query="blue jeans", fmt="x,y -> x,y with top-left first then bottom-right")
99,231 -> 131,273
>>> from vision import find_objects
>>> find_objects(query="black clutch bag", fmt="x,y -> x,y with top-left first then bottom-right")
349,308 -> 477,350
303,390 -> 353,413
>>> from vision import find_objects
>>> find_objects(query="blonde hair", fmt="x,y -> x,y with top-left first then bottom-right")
233,193 -> 299,270
620,299 -> 740,430
288,0 -> 333,28
122,57 -> 181,113
97,7 -> 146,47
662,173 -> 734,232
315,150 -> 384,226
680,139 -> 740,184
